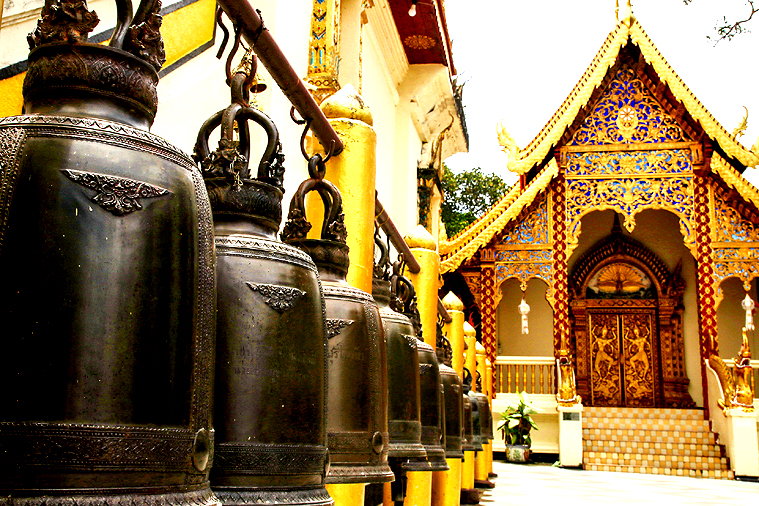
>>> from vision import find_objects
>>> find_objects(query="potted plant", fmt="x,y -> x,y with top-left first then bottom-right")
498,391 -> 539,463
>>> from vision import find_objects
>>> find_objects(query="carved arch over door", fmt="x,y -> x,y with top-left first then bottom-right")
568,220 -> 695,408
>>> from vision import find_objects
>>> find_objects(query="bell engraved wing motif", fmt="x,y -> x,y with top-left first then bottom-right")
247,282 -> 306,313
326,318 -> 354,339
63,169 -> 170,216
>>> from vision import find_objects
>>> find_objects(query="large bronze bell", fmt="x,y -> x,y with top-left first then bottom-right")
416,341 -> 450,472
372,237 -> 425,463
372,235 -> 426,504
194,66 -> 331,505
475,393 -> 494,442
439,365 -> 465,460
467,394 -> 484,453
461,395 -> 476,454
0,2 -> 217,505
282,161 -> 393,485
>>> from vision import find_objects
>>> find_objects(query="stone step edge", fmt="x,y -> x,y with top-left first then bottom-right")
582,428 -> 716,438
584,453 -> 729,465
583,464 -> 734,480
582,445 -> 725,457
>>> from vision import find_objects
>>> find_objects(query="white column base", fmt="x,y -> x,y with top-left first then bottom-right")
558,404 -> 583,468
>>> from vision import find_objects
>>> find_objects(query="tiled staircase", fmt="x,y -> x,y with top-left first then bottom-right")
582,407 -> 734,480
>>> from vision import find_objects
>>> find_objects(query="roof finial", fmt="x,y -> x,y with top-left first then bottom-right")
615,0 -> 619,22
619,0 -> 635,26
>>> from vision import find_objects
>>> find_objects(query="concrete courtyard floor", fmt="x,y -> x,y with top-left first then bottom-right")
480,460 -> 759,506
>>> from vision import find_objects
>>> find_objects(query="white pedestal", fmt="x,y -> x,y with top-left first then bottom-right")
558,404 -> 583,468
725,409 -> 759,478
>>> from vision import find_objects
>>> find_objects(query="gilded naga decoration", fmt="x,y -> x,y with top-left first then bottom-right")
708,328 -> 755,413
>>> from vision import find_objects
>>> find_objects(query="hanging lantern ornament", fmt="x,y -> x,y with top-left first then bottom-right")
741,293 -> 755,331
519,295 -> 530,335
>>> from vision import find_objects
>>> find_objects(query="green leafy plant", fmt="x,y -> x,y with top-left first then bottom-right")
497,391 -> 539,446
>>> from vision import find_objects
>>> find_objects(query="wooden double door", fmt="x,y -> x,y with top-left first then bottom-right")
587,307 -> 658,407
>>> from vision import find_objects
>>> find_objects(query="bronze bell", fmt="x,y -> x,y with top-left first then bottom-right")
439,365 -> 465,460
282,161 -> 393,485
194,68 -> 331,505
475,393 -> 494,442
467,392 -> 484,453
372,236 -> 426,463
415,341 -> 450,472
0,2 -> 216,505
461,394 -> 476,454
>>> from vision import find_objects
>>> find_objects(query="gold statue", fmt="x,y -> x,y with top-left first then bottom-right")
733,328 -> 754,410
556,348 -> 581,407
708,327 -> 755,413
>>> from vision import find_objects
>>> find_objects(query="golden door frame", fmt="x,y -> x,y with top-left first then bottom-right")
568,227 -> 695,408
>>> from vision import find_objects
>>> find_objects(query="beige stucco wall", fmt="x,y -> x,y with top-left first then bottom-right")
496,278 -> 554,357
717,277 -> 759,359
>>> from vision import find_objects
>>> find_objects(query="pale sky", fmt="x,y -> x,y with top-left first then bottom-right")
443,0 -> 759,186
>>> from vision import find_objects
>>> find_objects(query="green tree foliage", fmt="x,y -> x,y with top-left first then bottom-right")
441,165 -> 509,238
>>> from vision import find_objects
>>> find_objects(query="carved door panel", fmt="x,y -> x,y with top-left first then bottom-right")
589,312 -> 622,406
620,312 -> 655,407
588,310 -> 656,407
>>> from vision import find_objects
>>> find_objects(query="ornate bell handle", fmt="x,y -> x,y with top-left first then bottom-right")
194,103 -> 279,181
111,0 -> 160,49
110,0 -> 133,49
193,108 -> 251,172
392,273 -> 416,314
285,175 -> 344,241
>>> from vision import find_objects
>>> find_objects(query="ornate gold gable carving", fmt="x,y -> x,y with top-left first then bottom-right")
571,65 -> 689,146
565,149 -> 696,258
491,194 -> 554,307
711,188 -> 759,304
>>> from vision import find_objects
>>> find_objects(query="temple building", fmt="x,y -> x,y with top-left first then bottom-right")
440,8 -> 759,478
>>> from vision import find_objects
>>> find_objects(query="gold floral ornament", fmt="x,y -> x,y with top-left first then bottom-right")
615,105 -> 638,142
403,34 -> 436,50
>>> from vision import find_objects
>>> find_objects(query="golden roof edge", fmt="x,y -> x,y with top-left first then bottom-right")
441,160 -> 559,273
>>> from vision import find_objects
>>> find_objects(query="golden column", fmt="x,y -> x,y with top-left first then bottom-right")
461,322 -> 477,494
316,84 -> 376,293
442,292 -> 465,377
474,341 -> 490,485
404,225 -> 440,350
431,292 -> 465,506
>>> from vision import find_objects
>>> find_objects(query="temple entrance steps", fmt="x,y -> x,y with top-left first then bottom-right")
582,406 -> 734,480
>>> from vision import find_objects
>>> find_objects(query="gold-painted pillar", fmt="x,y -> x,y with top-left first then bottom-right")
315,84 -> 376,293
403,471 -> 431,506
442,292 -> 465,378
326,484 -> 365,506
474,342 -> 489,484
461,321 -> 477,498
435,293 -> 464,506
405,225 -> 440,350
431,459 -> 461,506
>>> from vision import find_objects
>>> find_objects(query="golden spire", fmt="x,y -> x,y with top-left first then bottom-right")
620,0 -> 635,26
